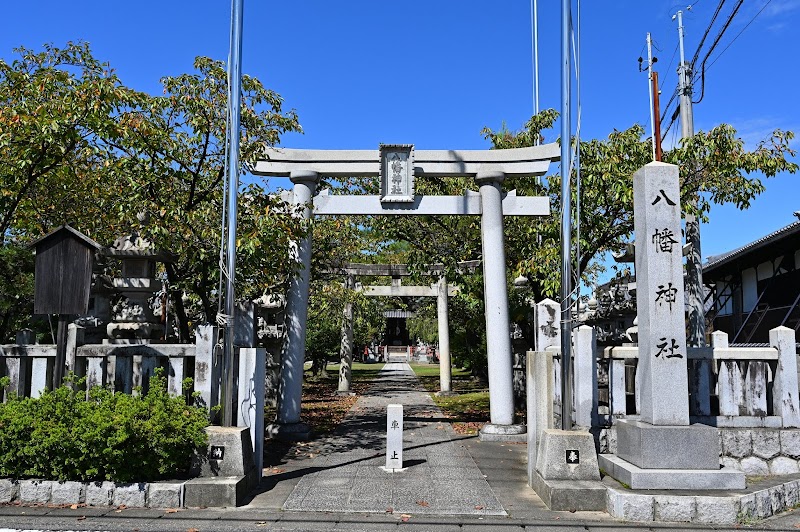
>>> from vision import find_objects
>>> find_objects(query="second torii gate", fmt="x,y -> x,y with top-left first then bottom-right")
332,262 -> 475,397
256,143 -> 558,441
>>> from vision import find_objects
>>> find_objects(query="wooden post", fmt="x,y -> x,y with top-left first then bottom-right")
53,315 -> 70,389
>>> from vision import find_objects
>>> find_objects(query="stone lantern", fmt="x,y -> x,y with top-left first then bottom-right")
103,231 -> 175,344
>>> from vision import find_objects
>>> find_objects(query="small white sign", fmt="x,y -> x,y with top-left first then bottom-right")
386,404 -> 404,470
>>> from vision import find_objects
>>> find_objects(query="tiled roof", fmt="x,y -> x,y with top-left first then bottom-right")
704,220 -> 800,273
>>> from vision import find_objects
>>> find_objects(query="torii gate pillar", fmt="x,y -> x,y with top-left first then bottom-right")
435,276 -> 452,396
268,170 -> 318,441
477,171 -> 525,439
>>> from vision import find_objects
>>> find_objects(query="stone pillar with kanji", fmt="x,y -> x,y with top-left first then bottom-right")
598,162 -> 745,490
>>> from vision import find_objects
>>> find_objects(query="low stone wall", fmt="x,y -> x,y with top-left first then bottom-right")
607,476 -> 800,524
0,479 -> 185,508
720,429 -> 800,475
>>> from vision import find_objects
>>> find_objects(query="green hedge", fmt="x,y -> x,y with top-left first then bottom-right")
0,371 -> 209,482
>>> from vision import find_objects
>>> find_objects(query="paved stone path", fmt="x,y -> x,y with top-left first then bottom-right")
281,361 -> 506,516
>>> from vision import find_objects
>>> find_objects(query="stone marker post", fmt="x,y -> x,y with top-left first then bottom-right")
535,299 -> 561,410
386,404 -> 403,470
572,325 -> 597,429
436,276 -> 452,395
633,162 -> 689,426
194,324 -> 220,422
598,162 -> 744,490
237,347 -> 266,478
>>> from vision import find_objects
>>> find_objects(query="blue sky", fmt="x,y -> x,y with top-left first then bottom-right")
1,0 -> 797,268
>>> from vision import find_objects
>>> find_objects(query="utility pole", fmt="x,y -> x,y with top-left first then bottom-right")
652,71 -> 663,161
646,33 -> 657,161
676,9 -> 706,347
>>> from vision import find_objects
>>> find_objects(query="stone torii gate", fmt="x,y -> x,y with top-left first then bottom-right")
256,143 -> 559,441
332,261 -> 475,397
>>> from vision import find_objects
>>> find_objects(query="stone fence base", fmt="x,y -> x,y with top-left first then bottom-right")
0,479 -> 185,508
599,427 -> 800,476
606,475 -> 800,524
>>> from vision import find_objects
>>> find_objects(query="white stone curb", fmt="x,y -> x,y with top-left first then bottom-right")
0,479 -> 186,509
607,477 -> 800,524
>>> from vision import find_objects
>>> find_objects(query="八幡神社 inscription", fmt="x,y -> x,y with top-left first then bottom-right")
380,144 -> 414,202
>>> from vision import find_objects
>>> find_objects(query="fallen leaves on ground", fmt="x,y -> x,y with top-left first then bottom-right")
164,508 -> 180,513
400,514 -> 412,522
385,506 -> 394,514
416,500 -> 430,507
264,371 -> 370,436
452,421 -> 485,435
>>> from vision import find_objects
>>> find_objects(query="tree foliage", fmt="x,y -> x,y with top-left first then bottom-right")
0,42 -> 129,241
484,110 -> 798,302
0,43 -> 305,341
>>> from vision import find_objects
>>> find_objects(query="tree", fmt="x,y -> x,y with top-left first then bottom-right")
102,56 -> 304,340
483,111 -> 798,304
0,43 -> 134,341
0,42 -> 129,241
1,43 -> 306,341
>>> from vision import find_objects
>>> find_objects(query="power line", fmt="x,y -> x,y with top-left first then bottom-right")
692,0 -> 744,104
660,43 -> 680,91
706,0 -> 772,72
690,0 -> 727,69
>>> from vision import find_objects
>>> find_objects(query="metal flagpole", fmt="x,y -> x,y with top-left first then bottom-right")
221,0 -> 244,427
531,0 -> 540,117
559,0 -> 573,430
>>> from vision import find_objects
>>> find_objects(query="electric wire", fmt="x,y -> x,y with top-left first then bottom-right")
690,0 -> 727,68
531,0 -> 539,117
705,0 -> 772,72
573,0 -> 583,318
692,0 -> 744,104
660,43 -> 680,91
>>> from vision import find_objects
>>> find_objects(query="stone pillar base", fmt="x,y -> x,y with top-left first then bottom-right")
185,426 -> 258,507
616,420 -> 719,469
531,429 -> 606,511
336,390 -> 356,397
479,423 -> 526,442
599,454 -> 745,490
602,420 -> 746,490
434,390 -> 456,397
266,422 -> 312,442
